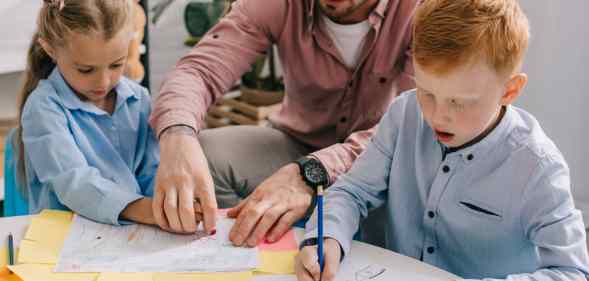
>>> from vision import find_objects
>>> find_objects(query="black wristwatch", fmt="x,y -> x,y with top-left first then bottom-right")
295,156 -> 329,191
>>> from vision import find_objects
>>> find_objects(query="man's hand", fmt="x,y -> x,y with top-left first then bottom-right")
227,163 -> 314,246
295,238 -> 342,281
152,126 -> 217,234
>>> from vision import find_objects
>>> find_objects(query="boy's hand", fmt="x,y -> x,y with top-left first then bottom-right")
295,238 -> 342,281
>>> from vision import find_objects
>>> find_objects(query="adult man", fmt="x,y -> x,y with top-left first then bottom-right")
150,0 -> 418,246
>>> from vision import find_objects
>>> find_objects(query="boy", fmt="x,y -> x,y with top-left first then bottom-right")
295,1 -> 589,281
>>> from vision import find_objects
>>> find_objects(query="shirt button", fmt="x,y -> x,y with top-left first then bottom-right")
340,117 -> 347,123
467,154 -> 474,161
428,211 -> 435,218
427,247 -> 435,254
442,165 -> 450,173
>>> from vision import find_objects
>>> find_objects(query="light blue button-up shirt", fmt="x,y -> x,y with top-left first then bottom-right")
305,90 -> 589,280
21,68 -> 159,225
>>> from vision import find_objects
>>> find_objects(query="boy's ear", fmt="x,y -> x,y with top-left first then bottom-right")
500,73 -> 528,106
37,37 -> 57,61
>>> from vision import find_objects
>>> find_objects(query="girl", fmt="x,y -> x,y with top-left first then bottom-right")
17,0 -> 159,226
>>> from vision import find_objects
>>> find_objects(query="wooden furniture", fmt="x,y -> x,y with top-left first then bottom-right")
205,91 -> 282,128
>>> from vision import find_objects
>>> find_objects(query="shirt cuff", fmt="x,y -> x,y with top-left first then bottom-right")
150,110 -> 200,138
311,145 -> 351,186
304,220 -> 353,259
299,238 -> 346,262
98,190 -> 144,226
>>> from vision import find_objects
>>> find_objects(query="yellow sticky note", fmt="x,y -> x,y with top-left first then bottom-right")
25,210 -> 72,243
256,251 -> 298,274
8,264 -> 97,281
153,271 -> 253,281
16,240 -> 60,265
38,210 -> 74,223
25,217 -> 71,243
97,272 -> 153,281
18,210 -> 73,265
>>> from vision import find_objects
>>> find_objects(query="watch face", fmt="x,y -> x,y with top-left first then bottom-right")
304,161 -> 327,186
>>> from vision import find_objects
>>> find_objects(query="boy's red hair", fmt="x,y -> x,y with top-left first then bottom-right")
413,0 -> 530,77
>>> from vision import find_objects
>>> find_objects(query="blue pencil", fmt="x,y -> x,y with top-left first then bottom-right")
8,233 -> 14,266
317,185 -> 324,272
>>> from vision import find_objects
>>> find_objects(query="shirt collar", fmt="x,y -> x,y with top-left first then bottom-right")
442,106 -> 516,163
48,67 -> 139,115
307,0 -> 390,32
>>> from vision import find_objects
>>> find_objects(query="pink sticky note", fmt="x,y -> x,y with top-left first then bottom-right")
259,229 -> 298,251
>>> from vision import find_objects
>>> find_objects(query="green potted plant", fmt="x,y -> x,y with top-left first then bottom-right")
240,47 -> 285,106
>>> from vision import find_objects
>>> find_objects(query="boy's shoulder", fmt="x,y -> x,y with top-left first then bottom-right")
380,89 -> 421,128
505,106 -> 567,175
385,89 -> 419,116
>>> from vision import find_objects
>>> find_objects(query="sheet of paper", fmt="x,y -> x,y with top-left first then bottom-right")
8,264 -> 97,281
55,214 -> 259,272
256,250 -> 297,274
336,259 -> 389,281
259,229 -> 297,251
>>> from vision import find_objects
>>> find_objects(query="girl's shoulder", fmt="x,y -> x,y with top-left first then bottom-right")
23,78 -> 66,114
118,76 -> 151,101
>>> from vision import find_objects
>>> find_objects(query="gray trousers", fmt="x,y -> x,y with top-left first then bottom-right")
198,125 -> 387,247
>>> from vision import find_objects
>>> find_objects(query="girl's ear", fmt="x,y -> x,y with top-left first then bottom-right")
500,73 -> 528,106
37,37 -> 57,61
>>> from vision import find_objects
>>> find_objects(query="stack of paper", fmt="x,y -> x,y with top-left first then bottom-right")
55,214 -> 259,272
7,209 -> 301,281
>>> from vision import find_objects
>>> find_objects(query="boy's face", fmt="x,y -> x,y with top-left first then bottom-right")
414,58 -> 527,148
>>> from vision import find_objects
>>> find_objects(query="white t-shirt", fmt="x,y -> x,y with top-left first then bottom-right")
322,15 -> 372,69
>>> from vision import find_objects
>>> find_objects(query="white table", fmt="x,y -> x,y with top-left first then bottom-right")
0,215 -> 459,281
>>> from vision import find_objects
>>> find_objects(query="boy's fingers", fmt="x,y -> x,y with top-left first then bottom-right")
300,246 -> 321,281
322,239 -> 342,281
295,254 -> 318,281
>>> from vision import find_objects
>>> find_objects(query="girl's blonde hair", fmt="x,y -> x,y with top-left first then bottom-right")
16,0 -> 133,195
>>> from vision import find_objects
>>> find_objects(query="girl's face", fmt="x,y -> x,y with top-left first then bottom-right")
44,28 -> 132,108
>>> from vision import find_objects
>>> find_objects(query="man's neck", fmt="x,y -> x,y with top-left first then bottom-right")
329,0 -> 380,24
